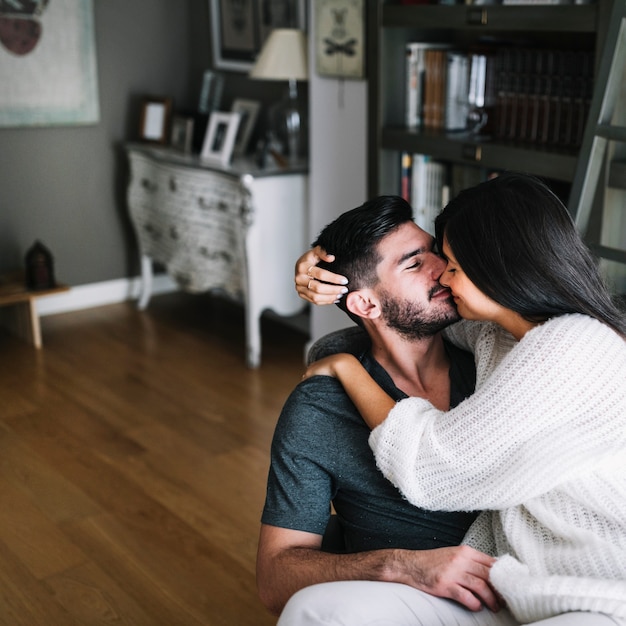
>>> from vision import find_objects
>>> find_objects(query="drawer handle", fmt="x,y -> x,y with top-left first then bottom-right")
141,178 -> 157,192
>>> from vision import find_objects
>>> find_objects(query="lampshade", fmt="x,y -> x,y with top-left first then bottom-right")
250,29 -> 308,81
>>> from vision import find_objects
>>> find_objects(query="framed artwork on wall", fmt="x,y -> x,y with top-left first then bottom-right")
201,111 -> 241,165
314,0 -> 365,80
0,0 -> 100,127
210,0 -> 307,72
138,97 -> 173,144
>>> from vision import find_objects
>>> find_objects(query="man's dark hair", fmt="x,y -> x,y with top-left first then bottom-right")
312,196 -> 414,323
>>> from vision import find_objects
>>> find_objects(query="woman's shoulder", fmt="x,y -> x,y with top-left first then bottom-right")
529,313 -> 623,343
520,314 -> 626,368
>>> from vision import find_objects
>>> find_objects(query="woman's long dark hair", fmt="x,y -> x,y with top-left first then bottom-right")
435,172 -> 626,338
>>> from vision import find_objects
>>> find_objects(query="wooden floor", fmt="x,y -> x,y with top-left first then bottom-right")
0,292 -> 309,626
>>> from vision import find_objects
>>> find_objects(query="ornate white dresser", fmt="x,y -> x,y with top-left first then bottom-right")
125,144 -> 308,367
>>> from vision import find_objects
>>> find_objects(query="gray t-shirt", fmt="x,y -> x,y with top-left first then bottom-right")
262,340 -> 478,552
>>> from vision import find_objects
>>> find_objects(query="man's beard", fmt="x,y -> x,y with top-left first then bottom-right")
379,286 -> 460,340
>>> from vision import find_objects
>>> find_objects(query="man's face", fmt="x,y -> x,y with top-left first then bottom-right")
373,222 -> 460,339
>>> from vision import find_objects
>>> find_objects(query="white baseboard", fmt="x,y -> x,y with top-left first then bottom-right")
36,274 -> 178,316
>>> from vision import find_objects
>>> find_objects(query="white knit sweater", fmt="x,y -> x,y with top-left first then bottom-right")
369,314 -> 626,622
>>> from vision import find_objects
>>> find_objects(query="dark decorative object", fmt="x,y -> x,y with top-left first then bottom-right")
25,240 -> 56,290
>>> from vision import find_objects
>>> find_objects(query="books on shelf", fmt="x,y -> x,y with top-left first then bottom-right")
404,41 -> 593,150
411,154 -> 448,234
492,47 -> 594,149
405,43 -> 451,129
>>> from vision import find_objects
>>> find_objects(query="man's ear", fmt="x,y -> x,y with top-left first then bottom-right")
345,290 -> 382,320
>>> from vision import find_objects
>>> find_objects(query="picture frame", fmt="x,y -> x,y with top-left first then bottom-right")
170,115 -> 195,153
315,0 -> 365,80
139,97 -> 172,144
201,111 -> 241,165
209,0 -> 308,72
0,0 -> 100,128
231,99 -> 261,156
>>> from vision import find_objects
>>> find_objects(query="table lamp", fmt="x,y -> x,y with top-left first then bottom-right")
250,28 -> 308,162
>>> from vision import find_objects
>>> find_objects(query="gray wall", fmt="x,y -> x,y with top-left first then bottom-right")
0,0 -> 298,287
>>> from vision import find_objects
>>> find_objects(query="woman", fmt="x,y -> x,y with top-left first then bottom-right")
299,173 -> 626,624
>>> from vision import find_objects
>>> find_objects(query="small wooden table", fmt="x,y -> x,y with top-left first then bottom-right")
0,272 -> 69,348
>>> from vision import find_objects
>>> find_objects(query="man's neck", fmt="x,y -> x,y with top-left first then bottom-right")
367,325 -> 452,411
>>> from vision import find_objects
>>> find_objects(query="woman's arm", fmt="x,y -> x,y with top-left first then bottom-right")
303,354 -> 395,429
294,247 -> 348,305
369,316 -> 626,512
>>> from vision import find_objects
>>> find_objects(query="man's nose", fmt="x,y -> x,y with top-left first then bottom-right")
430,254 -> 447,279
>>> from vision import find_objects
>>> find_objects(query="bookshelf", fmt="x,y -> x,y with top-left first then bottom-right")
366,1 -> 611,201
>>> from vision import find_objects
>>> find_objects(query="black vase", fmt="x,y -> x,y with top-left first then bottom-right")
25,240 -> 56,290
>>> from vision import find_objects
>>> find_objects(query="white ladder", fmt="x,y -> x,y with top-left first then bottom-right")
568,0 -> 626,266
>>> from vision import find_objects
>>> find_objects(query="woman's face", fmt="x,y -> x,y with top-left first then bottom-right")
440,236 -> 504,322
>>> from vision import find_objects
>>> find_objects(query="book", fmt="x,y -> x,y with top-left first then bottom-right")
411,154 -> 447,233
445,51 -> 470,131
400,152 -> 412,202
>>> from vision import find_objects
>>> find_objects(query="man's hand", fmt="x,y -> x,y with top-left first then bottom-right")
386,545 -> 502,613
294,246 -> 348,305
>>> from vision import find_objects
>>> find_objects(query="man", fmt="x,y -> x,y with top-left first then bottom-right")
257,196 -> 499,617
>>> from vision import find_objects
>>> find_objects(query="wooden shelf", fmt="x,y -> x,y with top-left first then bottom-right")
367,0 -> 610,199
0,272 -> 69,348
381,127 -> 578,182
383,4 -> 598,33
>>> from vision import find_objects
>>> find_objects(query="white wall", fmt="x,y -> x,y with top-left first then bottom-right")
307,5 -> 368,346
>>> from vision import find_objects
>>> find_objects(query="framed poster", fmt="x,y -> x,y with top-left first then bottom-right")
210,0 -> 307,72
0,0 -> 100,127
315,0 -> 365,80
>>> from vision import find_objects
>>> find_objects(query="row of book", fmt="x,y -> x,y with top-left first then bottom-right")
405,43 -> 594,150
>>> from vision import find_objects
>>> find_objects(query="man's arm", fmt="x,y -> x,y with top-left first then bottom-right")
256,523 -> 501,616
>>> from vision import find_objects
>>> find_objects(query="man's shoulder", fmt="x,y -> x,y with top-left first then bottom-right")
279,376 -> 364,428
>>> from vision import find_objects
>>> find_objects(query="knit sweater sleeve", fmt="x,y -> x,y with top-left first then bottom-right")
369,315 -> 626,511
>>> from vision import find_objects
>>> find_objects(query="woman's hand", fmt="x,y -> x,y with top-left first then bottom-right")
303,353 -> 395,430
294,246 -> 348,305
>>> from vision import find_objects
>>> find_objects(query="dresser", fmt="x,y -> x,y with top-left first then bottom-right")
125,144 -> 308,368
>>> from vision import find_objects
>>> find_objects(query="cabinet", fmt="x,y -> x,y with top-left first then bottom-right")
125,145 -> 308,368
366,1 -> 611,201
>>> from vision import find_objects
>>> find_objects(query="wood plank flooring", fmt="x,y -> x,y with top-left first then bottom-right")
0,293 -> 309,626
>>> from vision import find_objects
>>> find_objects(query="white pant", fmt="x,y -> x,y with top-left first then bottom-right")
277,581 -> 626,626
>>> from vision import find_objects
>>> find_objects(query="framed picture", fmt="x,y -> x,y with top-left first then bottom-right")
315,0 -> 365,79
139,97 -> 172,144
210,0 -> 307,72
170,115 -> 195,153
201,111 -> 241,165
231,99 -> 261,156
